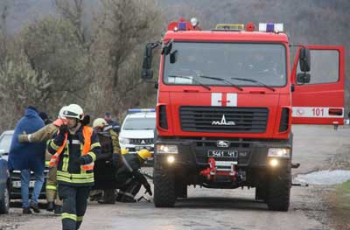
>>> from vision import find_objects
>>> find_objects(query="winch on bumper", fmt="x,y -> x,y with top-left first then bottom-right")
155,138 -> 292,187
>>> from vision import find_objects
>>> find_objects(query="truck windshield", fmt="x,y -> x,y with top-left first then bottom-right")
122,117 -> 156,130
163,42 -> 287,87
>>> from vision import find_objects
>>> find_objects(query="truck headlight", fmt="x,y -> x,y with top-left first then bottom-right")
119,137 -> 130,145
267,148 -> 290,158
156,144 -> 178,154
167,155 -> 176,164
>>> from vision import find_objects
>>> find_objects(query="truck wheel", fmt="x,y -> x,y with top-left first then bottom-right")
153,158 -> 177,207
176,180 -> 187,199
266,170 -> 291,211
0,183 -> 10,214
255,185 -> 267,201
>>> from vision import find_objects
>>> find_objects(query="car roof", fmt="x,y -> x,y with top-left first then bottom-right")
126,112 -> 156,119
0,130 -> 14,136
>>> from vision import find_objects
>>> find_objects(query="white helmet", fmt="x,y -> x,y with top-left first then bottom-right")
63,104 -> 84,120
93,118 -> 107,128
58,106 -> 68,119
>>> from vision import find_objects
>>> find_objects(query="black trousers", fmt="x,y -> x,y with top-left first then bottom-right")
58,184 -> 91,230
116,179 -> 141,202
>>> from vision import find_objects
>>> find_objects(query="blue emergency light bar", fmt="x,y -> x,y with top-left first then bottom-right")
258,23 -> 284,33
127,108 -> 156,114
178,21 -> 187,31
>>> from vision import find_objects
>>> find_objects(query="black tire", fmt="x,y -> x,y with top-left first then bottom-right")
0,184 -> 10,214
266,169 -> 291,211
255,184 -> 267,201
176,180 -> 187,199
153,157 -> 176,207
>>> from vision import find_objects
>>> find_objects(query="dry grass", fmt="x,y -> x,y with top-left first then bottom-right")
324,181 -> 350,230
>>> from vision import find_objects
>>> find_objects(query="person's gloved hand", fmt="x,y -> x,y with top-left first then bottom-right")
74,157 -> 85,166
59,124 -> 68,136
144,183 -> 152,196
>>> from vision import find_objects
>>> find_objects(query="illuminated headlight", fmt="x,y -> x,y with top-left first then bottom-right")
167,155 -> 175,164
156,145 -> 178,154
267,148 -> 290,158
269,158 -> 279,167
119,137 -> 130,145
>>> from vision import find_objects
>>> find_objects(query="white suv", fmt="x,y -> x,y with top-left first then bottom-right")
119,109 -> 156,161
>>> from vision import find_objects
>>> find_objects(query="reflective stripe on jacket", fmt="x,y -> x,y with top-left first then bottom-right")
48,126 -> 101,186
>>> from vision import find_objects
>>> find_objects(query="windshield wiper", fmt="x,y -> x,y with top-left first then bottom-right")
231,77 -> 275,92
168,75 -> 211,91
199,75 -> 243,91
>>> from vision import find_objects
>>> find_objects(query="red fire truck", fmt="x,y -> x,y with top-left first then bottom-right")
141,18 -> 345,211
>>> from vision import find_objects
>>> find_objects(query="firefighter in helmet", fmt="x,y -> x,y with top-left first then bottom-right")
47,104 -> 101,230
114,149 -> 152,202
90,118 -> 121,204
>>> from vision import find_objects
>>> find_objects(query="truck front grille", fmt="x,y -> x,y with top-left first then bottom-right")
180,106 -> 268,133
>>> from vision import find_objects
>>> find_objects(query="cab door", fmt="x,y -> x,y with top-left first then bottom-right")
291,45 -> 345,125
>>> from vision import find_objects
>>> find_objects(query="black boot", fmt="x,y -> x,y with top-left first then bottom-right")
22,207 -> 32,214
30,201 -> 40,213
46,201 -> 54,212
54,205 -> 62,214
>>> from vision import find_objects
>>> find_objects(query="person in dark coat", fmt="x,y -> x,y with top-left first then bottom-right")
90,118 -> 121,204
114,149 -> 152,202
104,112 -> 120,132
8,106 -> 46,214
39,111 -> 52,125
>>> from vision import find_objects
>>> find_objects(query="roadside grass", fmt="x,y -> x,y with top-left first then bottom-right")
325,181 -> 350,230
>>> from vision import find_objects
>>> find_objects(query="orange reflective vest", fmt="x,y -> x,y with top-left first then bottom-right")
49,126 -> 94,171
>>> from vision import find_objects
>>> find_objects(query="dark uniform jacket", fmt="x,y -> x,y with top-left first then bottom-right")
48,125 -> 101,187
115,154 -> 148,188
93,128 -> 120,189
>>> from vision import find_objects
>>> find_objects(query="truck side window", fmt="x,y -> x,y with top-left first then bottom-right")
297,50 -> 339,84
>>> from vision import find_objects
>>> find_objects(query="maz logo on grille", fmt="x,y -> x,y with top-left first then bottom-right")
211,114 -> 236,126
217,140 -> 230,148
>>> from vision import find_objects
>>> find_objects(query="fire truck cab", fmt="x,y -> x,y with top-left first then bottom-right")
141,19 -> 345,211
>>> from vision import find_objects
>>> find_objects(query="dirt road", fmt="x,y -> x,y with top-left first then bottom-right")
1,125 -> 349,230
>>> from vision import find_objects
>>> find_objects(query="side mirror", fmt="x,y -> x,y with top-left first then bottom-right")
142,43 -> 154,79
142,43 -> 153,70
297,73 -> 311,84
170,50 -> 178,64
299,47 -> 311,72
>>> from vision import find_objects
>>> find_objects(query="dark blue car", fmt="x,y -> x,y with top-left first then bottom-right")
0,149 -> 10,214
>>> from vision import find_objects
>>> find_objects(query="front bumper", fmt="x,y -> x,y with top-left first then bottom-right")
154,138 -> 292,171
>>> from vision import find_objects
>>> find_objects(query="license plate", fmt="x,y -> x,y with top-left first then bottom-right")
12,181 -> 36,188
208,150 -> 238,158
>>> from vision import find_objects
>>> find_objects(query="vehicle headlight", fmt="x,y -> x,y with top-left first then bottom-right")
267,148 -> 290,158
156,144 -> 178,154
119,137 -> 130,145
167,155 -> 176,164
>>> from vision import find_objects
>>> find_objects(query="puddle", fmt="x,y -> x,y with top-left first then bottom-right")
294,170 -> 350,185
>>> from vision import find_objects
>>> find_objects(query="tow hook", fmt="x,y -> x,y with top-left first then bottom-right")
291,163 -> 300,169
